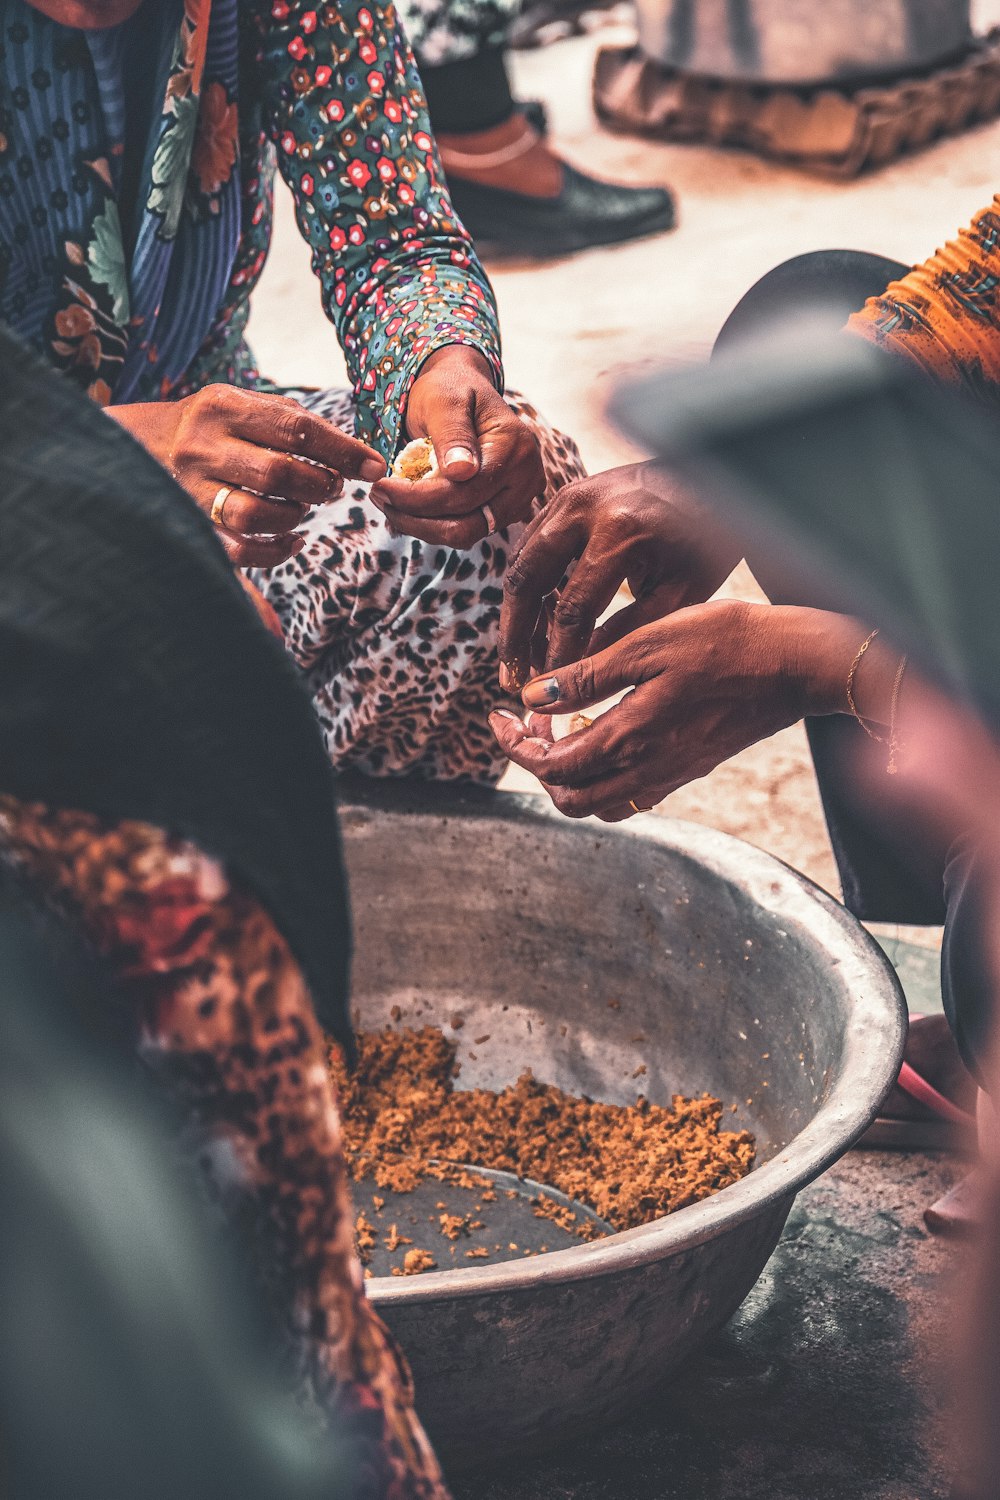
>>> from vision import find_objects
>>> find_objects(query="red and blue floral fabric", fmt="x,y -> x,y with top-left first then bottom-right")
0,0 -> 502,454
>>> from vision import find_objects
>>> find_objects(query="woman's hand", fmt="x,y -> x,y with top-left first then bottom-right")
367,346 -> 545,547
489,602 -> 880,822
109,385 -> 386,568
498,462 -> 743,690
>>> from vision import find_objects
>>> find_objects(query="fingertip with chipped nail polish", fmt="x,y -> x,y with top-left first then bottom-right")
522,676 -> 561,708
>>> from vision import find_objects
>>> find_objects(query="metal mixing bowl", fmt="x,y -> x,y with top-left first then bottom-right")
634,0 -> 971,86
338,782 -> 906,1469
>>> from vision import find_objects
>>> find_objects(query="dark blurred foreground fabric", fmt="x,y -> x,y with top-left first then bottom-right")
0,323 -> 352,1049
0,865 -> 358,1500
614,312 -> 1000,1500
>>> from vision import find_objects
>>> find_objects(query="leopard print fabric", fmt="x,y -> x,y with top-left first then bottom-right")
250,387 -> 586,782
0,795 -> 449,1500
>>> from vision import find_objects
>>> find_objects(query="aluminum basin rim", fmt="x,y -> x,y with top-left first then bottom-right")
355,798 -> 907,1307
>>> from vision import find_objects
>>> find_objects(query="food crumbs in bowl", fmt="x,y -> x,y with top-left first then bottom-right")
395,1248 -> 437,1276
331,1026 -> 755,1276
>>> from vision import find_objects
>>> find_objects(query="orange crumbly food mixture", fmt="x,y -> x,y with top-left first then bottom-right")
399,1248 -> 437,1276
330,1026 -> 755,1273
391,436 -> 437,481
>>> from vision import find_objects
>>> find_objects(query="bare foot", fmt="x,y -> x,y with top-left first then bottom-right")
437,116 -> 564,198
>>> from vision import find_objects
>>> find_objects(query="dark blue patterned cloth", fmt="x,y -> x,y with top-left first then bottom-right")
0,0 -> 502,454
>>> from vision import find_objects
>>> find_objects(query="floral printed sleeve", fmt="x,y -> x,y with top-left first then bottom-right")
245,0 -> 504,457
846,196 -> 1000,405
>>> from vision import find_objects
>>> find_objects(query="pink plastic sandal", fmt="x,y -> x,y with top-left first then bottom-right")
857,1014 -> 977,1151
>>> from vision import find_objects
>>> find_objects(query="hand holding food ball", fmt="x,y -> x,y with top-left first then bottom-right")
392,437 -> 439,482
369,347 -> 546,546
490,601 -> 879,822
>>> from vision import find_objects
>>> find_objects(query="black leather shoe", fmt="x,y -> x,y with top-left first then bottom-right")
447,163 -> 676,257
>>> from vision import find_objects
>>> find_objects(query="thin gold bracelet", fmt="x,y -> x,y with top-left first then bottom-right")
886,654 -> 908,775
845,628 -> 886,744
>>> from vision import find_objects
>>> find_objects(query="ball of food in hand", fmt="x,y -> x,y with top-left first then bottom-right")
552,712 -> 593,741
392,437 -> 438,481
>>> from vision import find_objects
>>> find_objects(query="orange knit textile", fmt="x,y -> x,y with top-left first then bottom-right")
846,196 -> 1000,402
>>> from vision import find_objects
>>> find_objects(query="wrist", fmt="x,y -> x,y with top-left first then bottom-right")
405,344 -> 498,443
105,399 -> 175,458
414,344 -> 495,387
783,609 -> 899,720
751,607 -> 848,718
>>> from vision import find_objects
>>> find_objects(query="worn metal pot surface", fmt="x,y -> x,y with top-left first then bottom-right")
338,783 -> 905,1469
635,0 -> 971,85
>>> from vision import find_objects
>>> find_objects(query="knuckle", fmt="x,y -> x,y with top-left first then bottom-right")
260,455 -> 289,494
609,503 -> 640,535
504,553 -> 535,597
246,505 -> 276,538
515,426 -> 540,463
552,593 -> 590,632
609,739 -> 638,773
198,383 -> 237,419
567,657 -> 596,703
274,406 -> 309,450
560,475 -> 594,513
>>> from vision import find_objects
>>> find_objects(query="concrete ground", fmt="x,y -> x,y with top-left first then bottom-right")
244,11 -> 1000,1492
453,1149 -> 966,1500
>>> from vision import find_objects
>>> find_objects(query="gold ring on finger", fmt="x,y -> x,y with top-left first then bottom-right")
629,798 -> 653,815
211,485 -> 234,528
481,502 -> 498,536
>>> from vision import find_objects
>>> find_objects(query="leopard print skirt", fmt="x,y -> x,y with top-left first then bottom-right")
0,794 -> 449,1500
250,388 -> 585,782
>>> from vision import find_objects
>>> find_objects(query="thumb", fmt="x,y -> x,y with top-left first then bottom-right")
427,389 -> 481,480
520,638 -> 642,714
